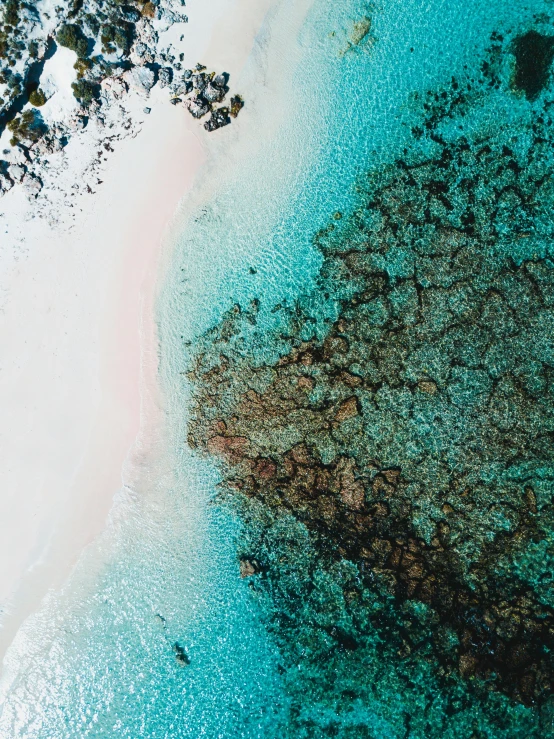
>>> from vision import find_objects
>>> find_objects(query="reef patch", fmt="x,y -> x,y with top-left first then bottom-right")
188,26 -> 554,738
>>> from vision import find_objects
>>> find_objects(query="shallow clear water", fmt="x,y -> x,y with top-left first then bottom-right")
1,0 -> 552,735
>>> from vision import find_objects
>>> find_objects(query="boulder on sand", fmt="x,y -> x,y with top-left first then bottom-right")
123,66 -> 156,95
185,96 -> 211,119
22,173 -> 42,198
202,82 -> 225,103
204,107 -> 230,132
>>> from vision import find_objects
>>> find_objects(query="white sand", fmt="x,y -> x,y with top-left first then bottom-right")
0,0 -> 272,662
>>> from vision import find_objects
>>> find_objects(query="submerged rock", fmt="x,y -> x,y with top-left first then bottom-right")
189,29 -> 554,733
173,642 -> 190,666
513,30 -> 554,99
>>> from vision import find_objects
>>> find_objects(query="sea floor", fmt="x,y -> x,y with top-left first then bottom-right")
2,0 -> 554,736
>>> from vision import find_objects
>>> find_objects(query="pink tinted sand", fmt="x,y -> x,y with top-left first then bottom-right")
0,0 -> 273,664
0,97 -> 203,659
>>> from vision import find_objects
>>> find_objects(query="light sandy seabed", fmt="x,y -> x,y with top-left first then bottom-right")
0,0 -> 271,664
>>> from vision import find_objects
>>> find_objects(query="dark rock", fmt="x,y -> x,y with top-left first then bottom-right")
204,107 -> 230,132
190,73 -> 206,92
229,95 -> 244,118
213,73 -> 227,88
513,30 -> 554,99
120,5 -> 141,22
185,96 -> 210,118
202,82 -> 225,103
173,642 -> 190,666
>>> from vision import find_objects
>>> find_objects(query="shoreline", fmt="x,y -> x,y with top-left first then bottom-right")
0,0 -> 273,665
0,89 -> 203,661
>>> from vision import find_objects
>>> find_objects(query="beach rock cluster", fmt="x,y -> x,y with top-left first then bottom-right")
176,64 -> 243,132
0,0 -> 242,200
188,28 -> 554,736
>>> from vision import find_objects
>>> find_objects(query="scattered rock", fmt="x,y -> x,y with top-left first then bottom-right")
7,146 -> 29,165
135,17 -> 158,46
190,73 -> 206,93
130,42 -> 155,66
185,95 -> 210,118
229,95 -> 244,118
158,67 -> 173,88
204,107 -> 230,132
8,164 -> 26,182
203,82 -> 225,103
22,173 -> 42,198
68,116 -> 87,132
101,77 -> 128,100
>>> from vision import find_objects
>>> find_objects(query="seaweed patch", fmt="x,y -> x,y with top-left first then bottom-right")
513,30 -> 554,100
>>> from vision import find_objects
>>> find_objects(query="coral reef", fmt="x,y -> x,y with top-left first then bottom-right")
188,27 -> 554,737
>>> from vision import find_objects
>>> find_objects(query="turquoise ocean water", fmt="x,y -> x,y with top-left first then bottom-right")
0,0 -> 551,735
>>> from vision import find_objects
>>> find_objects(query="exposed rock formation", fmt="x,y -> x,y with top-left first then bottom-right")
0,0 -> 241,202
179,65 -> 240,130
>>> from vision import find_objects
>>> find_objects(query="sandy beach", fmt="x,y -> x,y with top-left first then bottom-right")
0,0 -> 271,664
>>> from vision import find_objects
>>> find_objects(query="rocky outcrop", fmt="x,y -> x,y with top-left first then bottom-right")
178,65 -> 242,131
8,164 -> 26,182
22,173 -> 42,197
0,0 -> 242,202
